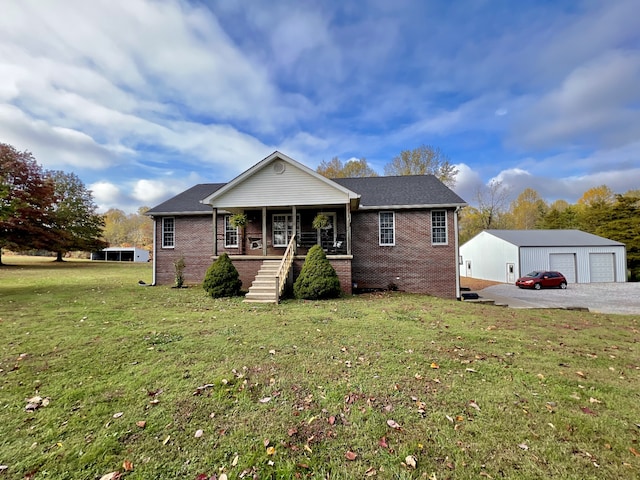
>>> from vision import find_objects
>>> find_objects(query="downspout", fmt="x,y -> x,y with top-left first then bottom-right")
454,207 -> 461,301
212,208 -> 217,256
152,218 -> 157,286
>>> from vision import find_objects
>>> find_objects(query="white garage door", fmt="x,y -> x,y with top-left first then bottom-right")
589,253 -> 615,282
549,253 -> 576,283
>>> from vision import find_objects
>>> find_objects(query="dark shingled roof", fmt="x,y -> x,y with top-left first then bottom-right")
333,175 -> 466,208
146,183 -> 225,216
147,175 -> 466,215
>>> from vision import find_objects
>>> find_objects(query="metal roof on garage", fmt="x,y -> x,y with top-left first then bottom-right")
486,229 -> 625,247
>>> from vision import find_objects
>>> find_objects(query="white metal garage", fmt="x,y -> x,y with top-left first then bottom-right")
460,230 -> 627,284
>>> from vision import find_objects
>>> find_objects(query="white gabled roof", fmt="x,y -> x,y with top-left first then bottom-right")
201,151 -> 360,208
485,229 -> 625,247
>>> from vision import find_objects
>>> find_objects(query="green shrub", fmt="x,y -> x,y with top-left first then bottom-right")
203,253 -> 242,298
294,245 -> 341,300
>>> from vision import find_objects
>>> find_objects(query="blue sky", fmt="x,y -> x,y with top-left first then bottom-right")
1,0 -> 639,213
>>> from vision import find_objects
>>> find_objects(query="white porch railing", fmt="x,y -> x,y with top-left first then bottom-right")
275,234 -> 296,303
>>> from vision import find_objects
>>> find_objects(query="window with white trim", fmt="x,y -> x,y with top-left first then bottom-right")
431,210 -> 447,244
162,217 -> 175,248
224,215 -> 238,248
379,211 -> 395,246
272,214 -> 301,247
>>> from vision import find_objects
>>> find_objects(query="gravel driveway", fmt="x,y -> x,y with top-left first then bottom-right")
479,283 -> 640,315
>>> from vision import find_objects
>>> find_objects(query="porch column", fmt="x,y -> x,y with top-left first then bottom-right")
262,207 -> 267,256
292,205 -> 297,254
345,203 -> 352,255
212,208 -> 218,256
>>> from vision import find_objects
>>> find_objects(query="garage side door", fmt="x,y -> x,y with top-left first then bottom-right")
549,253 -> 576,283
589,253 -> 615,282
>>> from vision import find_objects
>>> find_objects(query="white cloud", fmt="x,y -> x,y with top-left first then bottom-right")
90,181 -> 122,212
512,51 -> 640,150
452,164 -> 483,204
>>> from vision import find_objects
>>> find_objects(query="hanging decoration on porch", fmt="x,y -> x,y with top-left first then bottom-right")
230,213 -> 248,253
312,213 -> 330,230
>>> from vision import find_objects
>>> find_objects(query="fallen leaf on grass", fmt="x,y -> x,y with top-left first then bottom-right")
122,460 -> 134,472
163,435 -> 171,445
345,451 -> 357,461
576,371 -> 586,378
112,412 -> 124,419
430,362 -> 440,369
386,419 -> 402,430
258,397 -> 272,404
232,455 -> 239,467
405,455 -> 417,469
99,473 -> 121,480
469,401 -> 480,411
365,467 -> 377,476
465,368 -> 478,373
328,415 -> 336,425
518,443 -> 529,450
580,407 -> 597,415
195,429 -> 203,438
25,396 -> 50,412
378,437 -> 388,449
136,421 -> 146,428
589,397 -> 602,404
266,446 -> 276,456
629,447 -> 640,457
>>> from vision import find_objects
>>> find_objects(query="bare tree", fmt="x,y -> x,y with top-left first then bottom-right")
384,145 -> 458,188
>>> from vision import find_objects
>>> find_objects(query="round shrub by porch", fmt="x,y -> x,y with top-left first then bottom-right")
203,253 -> 242,298
294,245 -> 341,300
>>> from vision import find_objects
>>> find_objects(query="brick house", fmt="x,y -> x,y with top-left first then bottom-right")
146,151 -> 466,302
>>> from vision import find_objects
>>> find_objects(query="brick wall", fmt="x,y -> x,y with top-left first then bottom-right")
351,209 -> 458,298
154,215 -> 214,285
154,210 -> 458,298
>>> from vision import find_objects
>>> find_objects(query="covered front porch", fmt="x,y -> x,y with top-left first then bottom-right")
214,205 -> 352,257
200,153 -> 361,302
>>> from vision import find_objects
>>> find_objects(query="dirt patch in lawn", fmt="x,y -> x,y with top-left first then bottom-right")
460,278 -> 504,291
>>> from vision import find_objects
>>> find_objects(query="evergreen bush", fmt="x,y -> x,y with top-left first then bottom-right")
203,253 -> 242,298
294,245 -> 341,300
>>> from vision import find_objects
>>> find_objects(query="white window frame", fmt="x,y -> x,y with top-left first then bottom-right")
162,217 -> 175,248
224,215 -> 238,248
431,210 -> 448,245
272,214 -> 301,247
379,211 -> 395,246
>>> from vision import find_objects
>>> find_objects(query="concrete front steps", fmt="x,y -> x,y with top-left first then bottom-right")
243,260 -> 281,303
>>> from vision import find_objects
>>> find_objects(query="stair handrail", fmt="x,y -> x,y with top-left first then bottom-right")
275,234 -> 296,303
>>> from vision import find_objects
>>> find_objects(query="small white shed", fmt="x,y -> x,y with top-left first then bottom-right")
460,230 -> 626,284
91,247 -> 150,263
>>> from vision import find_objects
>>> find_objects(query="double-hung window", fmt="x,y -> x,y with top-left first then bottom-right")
379,211 -> 395,246
162,217 -> 175,248
431,210 -> 447,245
272,214 -> 301,247
224,215 -> 238,248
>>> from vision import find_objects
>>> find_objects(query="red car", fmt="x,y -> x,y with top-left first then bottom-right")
516,271 -> 567,290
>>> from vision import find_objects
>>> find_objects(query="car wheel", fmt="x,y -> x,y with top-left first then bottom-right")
534,283 -> 541,290
560,282 -> 567,289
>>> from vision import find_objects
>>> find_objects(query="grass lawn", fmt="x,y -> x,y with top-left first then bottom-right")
1,256 -> 639,479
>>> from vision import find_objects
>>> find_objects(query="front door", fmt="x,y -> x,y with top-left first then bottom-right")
466,261 -> 472,277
